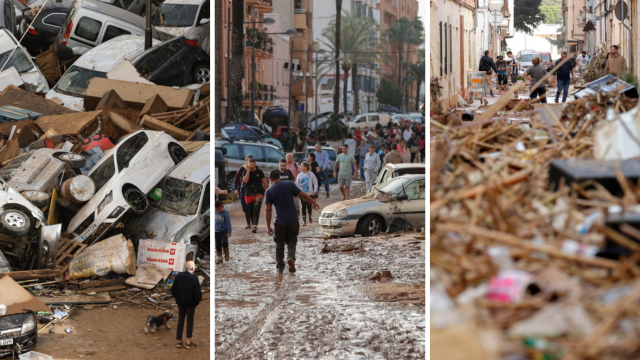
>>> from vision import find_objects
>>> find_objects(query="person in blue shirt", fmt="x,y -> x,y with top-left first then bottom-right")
314,143 -> 330,198
214,200 -> 232,264
554,51 -> 574,103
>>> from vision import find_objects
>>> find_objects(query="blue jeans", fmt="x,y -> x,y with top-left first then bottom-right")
319,168 -> 329,194
359,157 -> 365,179
556,79 -> 570,103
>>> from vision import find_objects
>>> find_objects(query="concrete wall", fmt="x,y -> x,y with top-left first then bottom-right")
263,13 -> 292,102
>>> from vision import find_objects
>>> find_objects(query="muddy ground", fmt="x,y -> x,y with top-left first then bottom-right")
33,294 -> 210,360
214,176 -> 426,359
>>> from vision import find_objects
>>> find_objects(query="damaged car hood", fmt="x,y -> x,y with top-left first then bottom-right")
131,208 -> 190,242
323,194 -> 377,213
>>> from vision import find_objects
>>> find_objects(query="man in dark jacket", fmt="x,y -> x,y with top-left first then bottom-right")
554,51 -> 574,103
171,261 -> 202,349
479,50 -> 498,97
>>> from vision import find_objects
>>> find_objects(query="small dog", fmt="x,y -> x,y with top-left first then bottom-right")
144,310 -> 174,335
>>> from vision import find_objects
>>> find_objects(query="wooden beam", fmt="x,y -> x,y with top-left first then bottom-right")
0,269 -> 62,281
76,285 -> 126,294
140,94 -> 168,117
109,112 -> 142,134
78,278 -> 125,289
140,115 -> 190,140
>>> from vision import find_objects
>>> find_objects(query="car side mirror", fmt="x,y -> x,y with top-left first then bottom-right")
199,18 -> 210,26
31,57 -> 37,65
396,193 -> 409,201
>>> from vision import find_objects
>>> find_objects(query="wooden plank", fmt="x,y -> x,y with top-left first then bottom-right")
140,115 -> 190,140
76,285 -> 126,294
36,292 -> 111,305
35,111 -> 103,136
95,89 -> 131,112
0,85 -> 74,115
83,78 -> 194,110
473,82 -> 525,123
0,140 -> 20,164
78,278 -> 125,289
180,141 -> 208,153
140,94 -> 168,117
0,269 -> 62,281
109,112 -> 142,134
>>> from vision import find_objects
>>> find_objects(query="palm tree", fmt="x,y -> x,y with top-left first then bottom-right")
321,12 -> 386,115
408,49 -> 425,112
332,0 -> 342,117
227,0 -> 245,122
384,17 -> 424,111
214,0 -> 222,134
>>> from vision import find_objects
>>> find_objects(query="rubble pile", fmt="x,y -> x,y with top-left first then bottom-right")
431,90 -> 640,359
580,46 -> 610,83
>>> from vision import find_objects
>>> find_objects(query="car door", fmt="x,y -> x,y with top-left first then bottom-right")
115,132 -> 162,192
189,0 -> 209,44
241,144 -> 269,173
144,40 -> 187,86
264,146 -> 284,172
391,178 -> 425,227
71,16 -> 103,50
100,22 -> 131,43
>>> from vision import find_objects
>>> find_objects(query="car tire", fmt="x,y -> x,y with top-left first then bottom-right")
168,144 -> 188,165
55,153 -> 86,169
193,65 -> 210,84
124,188 -> 149,217
21,191 -> 50,208
358,214 -> 382,237
0,210 -> 31,237
227,177 -> 235,193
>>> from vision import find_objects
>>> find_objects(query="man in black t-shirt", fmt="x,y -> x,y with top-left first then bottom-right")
242,158 -> 269,233
277,159 -> 295,182
506,51 -> 519,86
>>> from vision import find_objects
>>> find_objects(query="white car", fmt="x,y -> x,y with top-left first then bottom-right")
67,130 -> 188,244
320,175 -> 425,237
407,112 -> 424,124
348,113 -> 391,130
0,29 -> 49,93
46,35 -> 160,111
0,178 -> 60,270
151,0 -> 210,53
126,143 -> 210,262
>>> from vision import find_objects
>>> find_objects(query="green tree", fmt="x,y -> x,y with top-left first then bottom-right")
408,49 -> 425,112
384,17 -> 424,111
321,12 -> 386,114
376,78 -> 402,108
515,0 -> 544,33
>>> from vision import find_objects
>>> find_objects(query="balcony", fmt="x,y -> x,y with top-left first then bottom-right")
294,13 -> 308,30
292,36 -> 307,52
242,83 -> 276,105
247,0 -> 273,11
291,79 -> 305,96
294,0 -> 312,12
245,28 -> 274,58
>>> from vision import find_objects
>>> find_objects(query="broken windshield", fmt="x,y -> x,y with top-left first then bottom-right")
0,48 -> 34,74
89,156 -> 115,192
151,4 -> 198,27
0,313 -> 27,330
54,66 -> 108,97
156,177 -> 202,216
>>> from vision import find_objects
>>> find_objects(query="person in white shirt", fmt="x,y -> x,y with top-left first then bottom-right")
363,145 -> 381,192
402,127 -> 413,150
343,133 -> 357,156
295,162 -> 318,225
576,51 -> 590,73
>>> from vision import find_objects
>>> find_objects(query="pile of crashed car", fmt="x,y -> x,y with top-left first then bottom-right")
0,0 -> 210,355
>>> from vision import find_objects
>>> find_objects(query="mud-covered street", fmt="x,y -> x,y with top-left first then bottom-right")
214,181 -> 426,359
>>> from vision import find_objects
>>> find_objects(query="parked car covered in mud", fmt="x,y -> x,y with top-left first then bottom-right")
368,163 -> 426,193
0,28 -> 49,93
151,0 -> 209,50
320,174 -> 425,237
0,178 -> 60,271
0,148 -> 86,207
126,143 -> 210,261
66,130 -> 187,244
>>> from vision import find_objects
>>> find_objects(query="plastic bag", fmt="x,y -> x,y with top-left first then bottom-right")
68,234 -> 136,279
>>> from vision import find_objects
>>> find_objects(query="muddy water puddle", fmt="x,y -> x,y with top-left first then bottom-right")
215,182 -> 425,359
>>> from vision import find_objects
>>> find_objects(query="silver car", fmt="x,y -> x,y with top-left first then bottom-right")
127,143 -> 210,262
320,175 -> 425,237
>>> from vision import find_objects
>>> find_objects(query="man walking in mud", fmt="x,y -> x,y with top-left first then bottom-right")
265,170 -> 320,273
243,158 -> 269,233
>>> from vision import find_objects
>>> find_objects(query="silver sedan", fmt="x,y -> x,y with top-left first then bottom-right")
320,175 -> 425,237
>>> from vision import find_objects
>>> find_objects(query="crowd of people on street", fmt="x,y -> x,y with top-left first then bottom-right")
477,45 -> 627,104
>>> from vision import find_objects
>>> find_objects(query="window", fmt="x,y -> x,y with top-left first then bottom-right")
265,147 -> 284,163
242,145 -> 266,162
135,40 -> 182,77
42,13 -> 65,27
222,144 -> 241,159
122,0 -> 135,9
116,132 -> 148,169
3,2 -> 10,31
201,182 -> 210,214
89,156 -> 115,192
103,25 -> 130,42
449,24 -> 453,74
371,115 -> 380,122
444,22 -> 447,74
53,66 -> 107,96
439,22 -> 442,76
404,179 -> 425,200
196,0 -> 210,25
75,17 -> 102,42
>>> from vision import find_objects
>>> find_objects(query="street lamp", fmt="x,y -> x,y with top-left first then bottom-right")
245,16 -> 276,124
313,49 -> 328,115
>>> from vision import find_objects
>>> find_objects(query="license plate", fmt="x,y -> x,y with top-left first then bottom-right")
320,219 -> 331,226
80,223 -> 99,240
0,338 -> 13,345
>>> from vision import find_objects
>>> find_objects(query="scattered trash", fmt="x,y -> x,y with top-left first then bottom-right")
64,328 -> 73,333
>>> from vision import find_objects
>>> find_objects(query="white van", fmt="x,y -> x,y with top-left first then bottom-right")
46,35 -> 160,110
53,0 -> 160,57
348,113 -> 392,130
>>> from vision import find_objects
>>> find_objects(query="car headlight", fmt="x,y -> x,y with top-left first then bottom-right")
335,209 -> 347,218
33,78 -> 43,87
108,206 -> 125,219
21,314 -> 35,334
97,191 -> 113,214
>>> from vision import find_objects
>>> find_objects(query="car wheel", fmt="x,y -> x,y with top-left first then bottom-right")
358,214 -> 382,237
55,153 -> 86,169
168,144 -> 188,165
21,191 -> 50,208
227,177 -> 235,193
124,188 -> 149,217
193,65 -> 210,84
0,210 -> 31,237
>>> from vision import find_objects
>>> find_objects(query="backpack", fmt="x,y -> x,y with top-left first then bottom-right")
479,56 -> 490,72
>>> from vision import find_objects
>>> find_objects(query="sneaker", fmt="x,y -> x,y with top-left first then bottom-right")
308,216 -> 313,224
326,193 -> 329,198
288,258 -> 296,273
252,226 -> 257,233
302,217 -> 307,226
